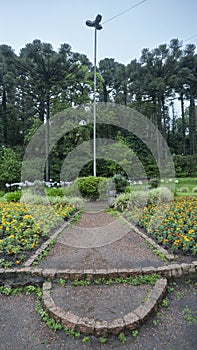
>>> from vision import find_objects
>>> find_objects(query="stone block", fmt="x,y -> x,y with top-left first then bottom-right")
157,265 -> 172,277
62,311 -> 79,330
94,320 -> 108,337
134,305 -> 149,322
107,318 -> 125,335
55,270 -> 70,279
77,317 -> 95,335
123,312 -> 139,330
94,269 -> 108,278
42,269 -> 56,279
43,281 -> 52,291
142,267 -> 156,275
107,269 -> 119,278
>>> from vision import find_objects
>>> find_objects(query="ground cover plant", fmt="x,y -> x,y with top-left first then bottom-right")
0,201 -> 76,268
124,196 -> 197,255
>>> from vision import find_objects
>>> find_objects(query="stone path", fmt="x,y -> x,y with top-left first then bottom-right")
38,211 -> 170,270
35,206 -> 195,337
0,204 -> 197,347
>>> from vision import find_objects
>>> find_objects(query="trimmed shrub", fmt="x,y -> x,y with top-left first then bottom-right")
77,176 -> 106,201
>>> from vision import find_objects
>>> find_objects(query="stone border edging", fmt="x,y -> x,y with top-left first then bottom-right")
42,278 -> 167,337
24,220 -> 69,267
0,261 -> 197,287
120,216 -> 175,261
23,210 -> 174,269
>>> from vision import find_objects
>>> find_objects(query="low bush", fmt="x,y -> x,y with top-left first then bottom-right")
148,187 -> 173,205
128,191 -> 149,210
111,174 -> 128,194
3,190 -> 22,202
114,193 -> 130,212
49,196 -> 83,209
0,191 -> 4,198
21,191 -> 83,209
45,187 -> 63,197
62,180 -> 81,198
21,192 -> 49,205
77,176 -> 107,201
114,186 -> 173,212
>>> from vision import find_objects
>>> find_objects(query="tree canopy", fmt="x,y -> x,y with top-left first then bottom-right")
0,38 -> 196,184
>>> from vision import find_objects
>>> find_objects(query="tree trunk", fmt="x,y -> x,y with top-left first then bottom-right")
180,92 -> 186,155
189,95 -> 196,155
2,89 -> 7,146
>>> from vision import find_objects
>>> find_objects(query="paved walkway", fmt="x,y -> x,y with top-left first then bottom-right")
38,209 -> 169,271
0,204 -> 197,348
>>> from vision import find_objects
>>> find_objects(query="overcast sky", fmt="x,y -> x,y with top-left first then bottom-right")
1,0 -> 197,64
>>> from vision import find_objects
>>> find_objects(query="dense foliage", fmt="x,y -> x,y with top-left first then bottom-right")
77,176 -> 107,201
0,38 -> 196,186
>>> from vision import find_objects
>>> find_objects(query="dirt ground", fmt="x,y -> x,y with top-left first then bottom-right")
0,279 -> 196,350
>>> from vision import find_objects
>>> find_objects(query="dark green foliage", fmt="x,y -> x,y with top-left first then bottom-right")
174,154 -> 197,177
0,148 -> 22,189
111,174 -> 128,194
77,176 -> 106,201
79,159 -> 127,178
0,38 -> 197,183
4,190 -> 22,202
45,187 -> 63,197
149,178 -> 160,189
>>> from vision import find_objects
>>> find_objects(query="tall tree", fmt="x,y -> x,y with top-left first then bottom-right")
0,45 -> 18,146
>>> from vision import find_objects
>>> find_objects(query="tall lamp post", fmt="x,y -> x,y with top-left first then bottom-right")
86,14 -> 103,176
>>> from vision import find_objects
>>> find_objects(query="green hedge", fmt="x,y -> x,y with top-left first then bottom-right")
77,176 -> 107,201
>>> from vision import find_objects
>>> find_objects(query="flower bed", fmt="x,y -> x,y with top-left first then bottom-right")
124,196 -> 197,255
0,202 -> 76,268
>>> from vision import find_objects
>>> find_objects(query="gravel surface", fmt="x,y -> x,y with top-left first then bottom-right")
52,283 -> 151,322
1,210 -> 197,349
39,211 -> 168,270
0,280 -> 196,349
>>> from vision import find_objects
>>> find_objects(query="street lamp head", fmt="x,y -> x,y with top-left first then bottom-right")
85,14 -> 103,30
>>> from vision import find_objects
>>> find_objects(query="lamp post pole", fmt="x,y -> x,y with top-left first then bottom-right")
93,27 -> 97,176
86,14 -> 102,176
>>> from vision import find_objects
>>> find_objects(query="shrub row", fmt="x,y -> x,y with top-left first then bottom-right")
114,186 -> 173,212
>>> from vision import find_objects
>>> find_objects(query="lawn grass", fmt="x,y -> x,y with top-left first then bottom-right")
175,177 -> 197,196
128,177 -> 197,197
